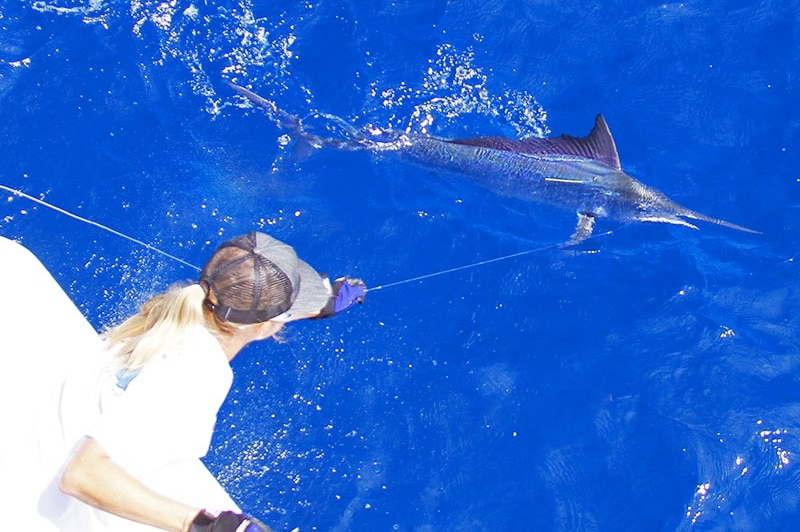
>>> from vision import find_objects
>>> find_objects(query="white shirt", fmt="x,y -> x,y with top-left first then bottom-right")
90,326 -> 233,480
69,326 -> 239,531
0,237 -> 240,530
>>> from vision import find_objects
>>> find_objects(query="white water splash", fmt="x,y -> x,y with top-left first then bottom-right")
30,0 -> 303,114
372,43 -> 549,139
26,3 -> 548,138
31,0 -> 110,27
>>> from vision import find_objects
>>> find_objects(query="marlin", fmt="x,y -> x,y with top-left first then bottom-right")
230,83 -> 759,244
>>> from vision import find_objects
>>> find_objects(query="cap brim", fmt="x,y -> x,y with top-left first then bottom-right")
270,259 -> 332,322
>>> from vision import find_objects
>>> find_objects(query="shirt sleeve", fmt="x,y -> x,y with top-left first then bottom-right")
88,328 -> 233,477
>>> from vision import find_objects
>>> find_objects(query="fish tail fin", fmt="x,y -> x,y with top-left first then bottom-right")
228,82 -> 372,152
228,82 -> 302,134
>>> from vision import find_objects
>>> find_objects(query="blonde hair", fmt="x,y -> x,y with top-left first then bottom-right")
105,283 -> 236,372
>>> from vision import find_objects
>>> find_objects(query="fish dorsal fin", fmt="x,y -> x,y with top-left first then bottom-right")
449,114 -> 622,170
582,114 -> 621,170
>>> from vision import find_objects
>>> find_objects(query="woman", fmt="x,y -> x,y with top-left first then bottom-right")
0,232 -> 365,531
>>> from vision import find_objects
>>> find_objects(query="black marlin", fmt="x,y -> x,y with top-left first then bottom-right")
230,83 -> 759,244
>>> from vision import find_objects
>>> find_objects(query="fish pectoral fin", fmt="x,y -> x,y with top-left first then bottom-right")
564,212 -> 596,246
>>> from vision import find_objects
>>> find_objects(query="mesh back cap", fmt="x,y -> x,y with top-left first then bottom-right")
200,232 -> 331,324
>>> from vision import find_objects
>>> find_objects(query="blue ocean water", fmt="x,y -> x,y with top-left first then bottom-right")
2,1 -> 799,530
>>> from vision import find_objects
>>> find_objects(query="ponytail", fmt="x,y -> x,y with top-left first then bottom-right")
106,283 -> 209,371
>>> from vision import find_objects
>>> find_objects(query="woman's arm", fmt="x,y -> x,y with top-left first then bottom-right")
60,436 -> 200,532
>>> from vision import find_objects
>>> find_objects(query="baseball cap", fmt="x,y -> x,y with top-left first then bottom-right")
199,232 -> 332,324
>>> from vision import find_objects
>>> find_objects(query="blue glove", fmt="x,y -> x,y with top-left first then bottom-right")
316,277 -> 366,318
190,510 -> 273,532
332,277 -> 366,313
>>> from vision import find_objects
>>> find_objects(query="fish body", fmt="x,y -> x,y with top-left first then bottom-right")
230,83 -> 759,243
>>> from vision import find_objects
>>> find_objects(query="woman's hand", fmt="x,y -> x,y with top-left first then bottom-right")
314,277 -> 367,318
188,510 -> 274,532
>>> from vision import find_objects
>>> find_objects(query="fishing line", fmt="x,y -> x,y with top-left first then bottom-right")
2,183 -> 619,291
0,184 -> 202,271
368,228 -> 615,292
